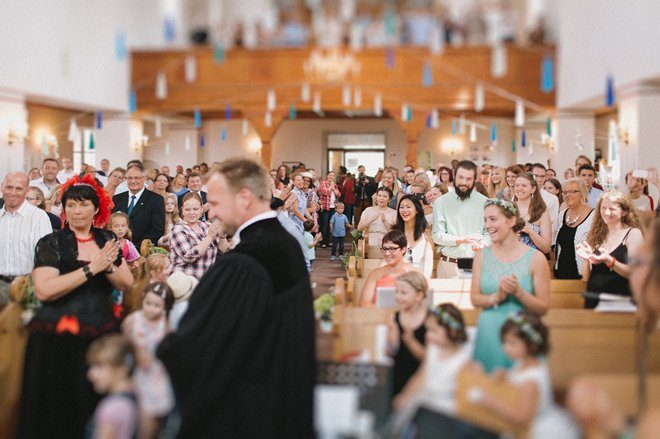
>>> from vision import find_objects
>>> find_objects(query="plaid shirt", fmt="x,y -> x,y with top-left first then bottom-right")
317,180 -> 341,211
169,220 -> 221,279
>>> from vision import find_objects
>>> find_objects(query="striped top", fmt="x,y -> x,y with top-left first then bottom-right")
0,200 -> 52,276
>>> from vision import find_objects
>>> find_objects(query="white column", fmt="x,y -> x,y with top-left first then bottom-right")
551,111 -> 595,179
616,84 -> 660,188
93,117 -> 143,171
0,93 -> 28,182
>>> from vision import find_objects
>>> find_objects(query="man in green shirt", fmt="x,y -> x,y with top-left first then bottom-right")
432,160 -> 490,278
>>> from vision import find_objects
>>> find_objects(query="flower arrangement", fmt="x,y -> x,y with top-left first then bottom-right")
313,291 -> 335,322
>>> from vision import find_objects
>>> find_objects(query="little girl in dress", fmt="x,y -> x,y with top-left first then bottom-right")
86,334 -> 139,439
122,282 -> 175,439
108,212 -> 140,269
473,312 -> 579,438
393,303 -> 471,423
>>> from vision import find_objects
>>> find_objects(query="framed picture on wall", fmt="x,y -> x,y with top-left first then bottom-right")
282,161 -> 304,171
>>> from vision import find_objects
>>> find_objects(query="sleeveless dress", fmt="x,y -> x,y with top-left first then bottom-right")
128,310 -> 174,416
508,362 -> 580,439
519,222 -> 542,251
473,246 -> 536,373
585,228 -> 634,308
391,311 -> 427,398
408,234 -> 430,277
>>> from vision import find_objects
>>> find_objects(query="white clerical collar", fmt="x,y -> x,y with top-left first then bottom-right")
233,210 -> 278,246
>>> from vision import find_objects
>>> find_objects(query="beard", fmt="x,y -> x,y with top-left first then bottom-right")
454,183 -> 474,200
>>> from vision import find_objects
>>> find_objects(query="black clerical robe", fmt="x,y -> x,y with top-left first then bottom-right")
158,218 -> 315,438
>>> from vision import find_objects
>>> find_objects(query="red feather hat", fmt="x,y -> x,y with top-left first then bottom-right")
58,173 -> 114,228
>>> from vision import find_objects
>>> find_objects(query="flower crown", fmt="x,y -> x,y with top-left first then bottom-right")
508,313 -> 543,346
430,306 -> 463,332
485,198 -> 518,216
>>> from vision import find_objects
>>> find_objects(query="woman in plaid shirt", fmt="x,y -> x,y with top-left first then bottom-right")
169,192 -> 226,279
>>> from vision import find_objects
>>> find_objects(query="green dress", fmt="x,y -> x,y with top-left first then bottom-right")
473,246 -> 536,373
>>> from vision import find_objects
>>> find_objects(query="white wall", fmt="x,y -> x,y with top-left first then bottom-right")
0,0 -> 182,112
557,0 -> 660,109
144,122 -> 200,170
198,120 -> 262,165
0,94 -> 28,182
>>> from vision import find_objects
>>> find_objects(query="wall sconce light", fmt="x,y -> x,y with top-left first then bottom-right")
618,126 -> 629,145
441,136 -> 463,156
248,138 -> 262,154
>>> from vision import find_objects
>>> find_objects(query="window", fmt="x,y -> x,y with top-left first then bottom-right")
326,133 -> 386,176
73,129 -> 97,171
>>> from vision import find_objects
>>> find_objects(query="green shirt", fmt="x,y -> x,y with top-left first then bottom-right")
431,190 -> 491,259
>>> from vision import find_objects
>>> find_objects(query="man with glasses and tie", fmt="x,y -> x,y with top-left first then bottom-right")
112,163 -> 165,248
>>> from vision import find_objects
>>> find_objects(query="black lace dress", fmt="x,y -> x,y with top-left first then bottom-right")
18,227 -> 122,439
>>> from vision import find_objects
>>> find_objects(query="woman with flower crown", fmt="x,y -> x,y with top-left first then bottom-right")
18,174 -> 133,439
470,198 -> 550,373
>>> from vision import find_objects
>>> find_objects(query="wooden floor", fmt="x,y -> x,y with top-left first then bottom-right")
310,246 -> 348,362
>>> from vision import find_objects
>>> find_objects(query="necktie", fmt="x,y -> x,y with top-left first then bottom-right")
127,195 -> 136,216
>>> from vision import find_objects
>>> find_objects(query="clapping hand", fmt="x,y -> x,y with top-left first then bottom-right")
208,220 -> 223,237
278,184 -> 293,202
576,243 -> 610,265
499,274 -> 521,297
89,240 -> 118,275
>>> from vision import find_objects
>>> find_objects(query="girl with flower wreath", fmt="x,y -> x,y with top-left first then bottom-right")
18,173 -> 133,439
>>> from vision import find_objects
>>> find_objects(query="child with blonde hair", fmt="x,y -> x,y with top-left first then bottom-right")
124,253 -> 171,313
108,212 -> 140,269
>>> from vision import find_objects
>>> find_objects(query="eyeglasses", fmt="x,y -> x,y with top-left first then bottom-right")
380,246 -> 401,253
26,196 -> 38,201
562,190 -> 580,196
126,176 -> 144,181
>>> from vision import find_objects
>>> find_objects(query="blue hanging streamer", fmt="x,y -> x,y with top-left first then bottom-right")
115,30 -> 127,61
606,75 -> 615,107
406,106 -> 412,122
541,56 -> 554,93
95,112 -> 102,129
221,127 -> 226,141
200,133 -> 205,147
426,114 -> 431,128
491,123 -> 497,143
129,90 -> 137,114
422,61 -> 433,88
164,15 -> 176,43
452,120 -> 457,135
289,104 -> 297,120
194,108 -> 201,128
521,130 -> 527,147
385,46 -> 395,69
225,104 -> 231,120
213,41 -> 225,64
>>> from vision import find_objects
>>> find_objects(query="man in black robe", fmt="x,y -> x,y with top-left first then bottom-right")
158,158 -> 315,438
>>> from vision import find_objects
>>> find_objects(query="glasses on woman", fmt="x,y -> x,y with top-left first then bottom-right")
26,196 -> 39,201
562,190 -> 580,196
381,246 -> 401,253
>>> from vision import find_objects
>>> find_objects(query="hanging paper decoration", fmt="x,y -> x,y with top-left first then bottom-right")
221,127 -> 227,140
301,83 -> 311,103
541,56 -> 554,93
521,130 -> 527,147
95,112 -> 102,129
89,132 -> 95,150
426,114 -> 431,129
267,89 -> 277,111
155,117 -> 162,137
194,108 -> 202,128
156,71 -> 168,99
606,75 -> 615,107
374,93 -> 383,117
242,119 -> 249,136
512,139 -> 516,152
431,109 -> 439,129
200,133 -> 205,147
164,15 -> 176,43
458,114 -> 466,135
474,83 -> 485,112
342,85 -> 352,107
452,120 -> 457,135
385,46 -> 395,69
385,11 -> 396,37
225,104 -> 232,120
129,90 -> 137,113
528,145 -> 534,156
184,55 -> 197,83
469,124 -> 477,143
289,104 -> 297,120
514,100 -> 525,127
349,24 -> 363,52
115,30 -> 127,61
429,25 -> 444,55
213,41 -> 225,64
313,92 -> 322,113
607,119 -> 618,163
406,105 -> 412,122
185,135 -> 191,151
68,119 -> 79,142
490,123 -> 497,144
265,111 -> 272,127
353,87 -> 362,107
490,44 -> 507,78
422,61 -> 433,88
165,141 -> 171,156
401,104 -> 408,122
546,116 -> 552,136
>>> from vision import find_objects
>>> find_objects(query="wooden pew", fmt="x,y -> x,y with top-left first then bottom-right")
575,373 -> 660,418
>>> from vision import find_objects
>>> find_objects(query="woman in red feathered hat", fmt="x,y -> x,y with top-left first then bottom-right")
18,174 -> 133,439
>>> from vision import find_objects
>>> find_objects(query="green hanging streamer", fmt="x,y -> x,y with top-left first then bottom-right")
511,139 -> 516,152
546,116 -> 552,136
289,104 -> 297,120
89,132 -> 95,150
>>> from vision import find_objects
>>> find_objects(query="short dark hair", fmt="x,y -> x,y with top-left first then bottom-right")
578,164 -> 596,175
500,312 -> 549,356
532,163 -> 546,171
382,229 -> 407,249
376,186 -> 393,200
61,184 -> 99,210
42,158 -> 59,168
187,171 -> 201,181
141,282 -> 175,315
456,160 -> 477,178
431,303 -> 468,344
303,220 -> 315,232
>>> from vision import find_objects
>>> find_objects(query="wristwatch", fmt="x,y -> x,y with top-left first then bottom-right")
82,266 -> 94,279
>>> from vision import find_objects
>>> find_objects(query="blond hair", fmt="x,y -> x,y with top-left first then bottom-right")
397,271 -> 428,298
487,167 -> 507,197
562,177 -> 588,204
86,333 -> 135,373
587,190 -> 643,249
108,212 -> 132,240
124,253 -> 170,313
213,157 -> 271,201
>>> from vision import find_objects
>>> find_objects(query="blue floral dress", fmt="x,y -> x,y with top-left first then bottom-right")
519,222 -> 541,250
